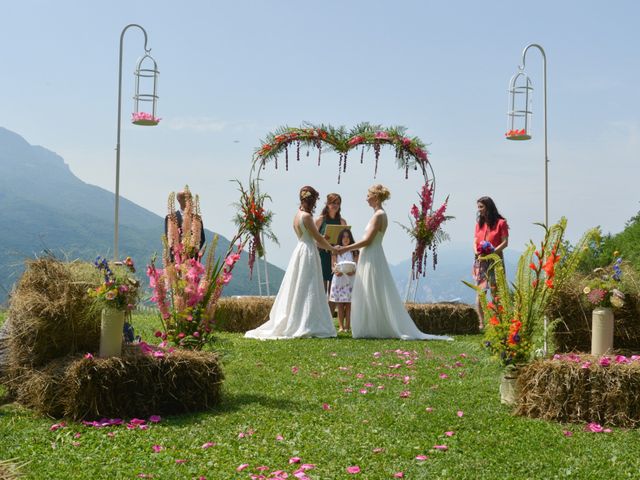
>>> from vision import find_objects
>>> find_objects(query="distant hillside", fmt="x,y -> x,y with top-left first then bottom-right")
390,245 -> 520,304
0,127 -> 284,304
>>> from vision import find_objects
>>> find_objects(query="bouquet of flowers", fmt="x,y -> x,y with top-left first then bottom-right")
232,179 -> 278,278
464,219 -> 570,366
582,257 -> 625,309
88,256 -> 140,312
132,111 -> 161,126
398,182 -> 451,278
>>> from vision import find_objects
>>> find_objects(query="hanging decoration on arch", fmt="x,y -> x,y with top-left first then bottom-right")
254,122 -> 430,183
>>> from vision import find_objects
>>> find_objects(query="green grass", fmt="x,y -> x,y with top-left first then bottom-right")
1,313 -> 639,479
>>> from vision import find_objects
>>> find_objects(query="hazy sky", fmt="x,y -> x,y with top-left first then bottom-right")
1,1 -> 638,270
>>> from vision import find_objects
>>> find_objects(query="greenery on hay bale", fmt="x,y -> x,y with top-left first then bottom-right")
516,357 -> 640,428
5,257 -> 102,369
547,262 -> 640,353
13,345 -> 223,420
405,302 -> 478,334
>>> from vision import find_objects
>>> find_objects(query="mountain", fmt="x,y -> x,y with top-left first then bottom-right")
0,127 -> 284,304
390,244 -> 520,304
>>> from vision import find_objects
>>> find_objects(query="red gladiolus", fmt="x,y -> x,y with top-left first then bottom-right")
529,262 -> 536,271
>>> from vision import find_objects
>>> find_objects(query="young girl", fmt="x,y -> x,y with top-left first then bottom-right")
329,228 -> 358,332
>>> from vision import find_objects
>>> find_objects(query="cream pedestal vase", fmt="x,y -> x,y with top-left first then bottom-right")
99,308 -> 125,357
499,368 -> 520,405
591,307 -> 614,356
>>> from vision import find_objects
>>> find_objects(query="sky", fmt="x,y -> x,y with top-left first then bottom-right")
1,1 -> 638,271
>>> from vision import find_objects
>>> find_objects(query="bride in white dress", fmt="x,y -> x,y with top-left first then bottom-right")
245,186 -> 338,340
341,185 -> 453,341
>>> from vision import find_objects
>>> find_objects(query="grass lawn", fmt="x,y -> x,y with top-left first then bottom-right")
1,312 -> 639,479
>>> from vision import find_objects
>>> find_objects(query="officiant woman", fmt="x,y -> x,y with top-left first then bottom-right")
315,193 -> 348,304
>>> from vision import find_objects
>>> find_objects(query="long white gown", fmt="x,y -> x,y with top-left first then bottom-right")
351,215 -> 453,341
245,216 -> 337,340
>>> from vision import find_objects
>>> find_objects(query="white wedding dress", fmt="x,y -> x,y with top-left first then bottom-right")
351,215 -> 453,341
245,216 -> 337,340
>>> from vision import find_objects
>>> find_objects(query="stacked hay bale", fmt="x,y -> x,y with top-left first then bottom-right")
214,297 -> 479,335
516,358 -> 640,428
547,269 -> 640,353
1,257 -> 224,420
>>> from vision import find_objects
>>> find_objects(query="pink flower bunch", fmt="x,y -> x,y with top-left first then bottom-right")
401,182 -> 450,278
131,111 -> 161,125
147,243 -> 243,349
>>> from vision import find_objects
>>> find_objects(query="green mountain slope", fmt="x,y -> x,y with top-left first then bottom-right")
0,127 -> 284,303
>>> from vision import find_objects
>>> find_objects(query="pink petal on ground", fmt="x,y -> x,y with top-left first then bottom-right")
585,422 -> 604,433
276,434 -> 284,441
71,441 -> 80,447
151,445 -> 163,453
84,353 -> 94,359
364,383 -> 374,387
445,431 -> 455,436
322,403 -> 331,410
74,433 -> 81,439
148,415 -> 161,423
138,424 -> 149,430
300,464 -> 315,471
425,407 -> 433,412
175,459 -> 187,464
130,418 -> 146,425
356,373 -> 365,379
201,442 -> 216,449
457,410 -> 464,417
400,391 -> 411,398
291,366 -> 299,374
562,430 -> 573,437
346,465 -> 361,474
289,457 -> 302,464
49,422 -> 66,431
236,463 -> 250,472
256,466 -> 269,471
293,472 -> 309,480
415,455 -> 428,461
344,388 -> 353,393
433,445 -> 448,451
394,473 -> 405,478
604,428 -> 613,433
439,374 -> 448,379
372,447 -> 385,453
373,352 -> 381,357
238,432 -> 246,438
107,432 -> 115,437
359,389 -> 368,394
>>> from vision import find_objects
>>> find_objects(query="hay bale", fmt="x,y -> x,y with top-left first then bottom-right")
215,297 -> 479,335
5,257 -> 101,368
548,272 -> 640,353
516,358 -> 640,428
215,296 -> 274,332
406,302 -> 479,335
0,459 -> 24,480
13,345 -> 224,420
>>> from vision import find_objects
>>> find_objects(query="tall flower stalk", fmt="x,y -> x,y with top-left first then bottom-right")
398,182 -> 451,278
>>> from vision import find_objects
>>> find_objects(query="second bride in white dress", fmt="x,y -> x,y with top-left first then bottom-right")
342,184 -> 453,341
245,186 -> 337,340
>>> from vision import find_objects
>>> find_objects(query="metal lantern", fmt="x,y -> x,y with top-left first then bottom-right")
132,53 -> 160,125
506,70 -> 532,140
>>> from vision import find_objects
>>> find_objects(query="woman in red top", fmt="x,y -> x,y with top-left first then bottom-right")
473,196 -> 509,328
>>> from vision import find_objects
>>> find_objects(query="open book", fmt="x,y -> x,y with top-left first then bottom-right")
324,224 -> 351,245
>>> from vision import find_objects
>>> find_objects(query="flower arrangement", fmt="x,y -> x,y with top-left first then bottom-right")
398,182 -> 451,278
132,111 -> 161,126
148,188 -> 245,349
464,219 -> 569,366
505,129 -> 530,140
255,122 -> 430,183
88,256 -> 140,312
582,257 -> 625,309
165,186 -> 203,260
232,179 -> 278,278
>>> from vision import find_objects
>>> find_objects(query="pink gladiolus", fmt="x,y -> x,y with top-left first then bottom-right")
599,356 -> 611,367
615,355 -> 630,364
84,353 -> 94,359
346,465 -> 361,474
580,361 -> 592,369
410,204 -> 420,220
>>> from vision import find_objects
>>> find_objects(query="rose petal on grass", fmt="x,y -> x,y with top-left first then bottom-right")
148,415 -> 161,423
276,434 -> 284,441
292,366 -> 299,374
425,407 -> 433,412
433,445 -> 448,451
394,473 -> 405,478
300,464 -> 316,471
322,403 -> 331,410
151,445 -> 163,453
201,442 -> 216,449
289,457 -> 301,464
562,430 -> 573,437
415,455 -> 428,461
236,463 -> 250,472
175,459 -> 187,464
372,447 -> 385,454
457,410 -> 464,417
49,422 -> 66,431
445,431 -> 455,437
439,373 -> 448,379
346,465 -> 361,474
400,391 -> 411,398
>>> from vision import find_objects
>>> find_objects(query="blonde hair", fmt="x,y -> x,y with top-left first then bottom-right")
368,184 -> 391,203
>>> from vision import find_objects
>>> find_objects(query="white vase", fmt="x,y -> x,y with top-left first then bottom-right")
499,369 -> 520,405
99,308 -> 125,358
591,307 -> 614,356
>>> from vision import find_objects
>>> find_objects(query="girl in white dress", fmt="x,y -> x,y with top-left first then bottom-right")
329,228 -> 358,332
341,184 -> 453,341
245,186 -> 338,340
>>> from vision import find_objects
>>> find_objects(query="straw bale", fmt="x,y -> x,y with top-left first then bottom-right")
548,273 -> 640,353
0,459 -> 23,480
11,345 -> 224,420
5,257 -> 101,368
515,358 -> 640,428
406,302 -> 479,335
215,296 -> 274,332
